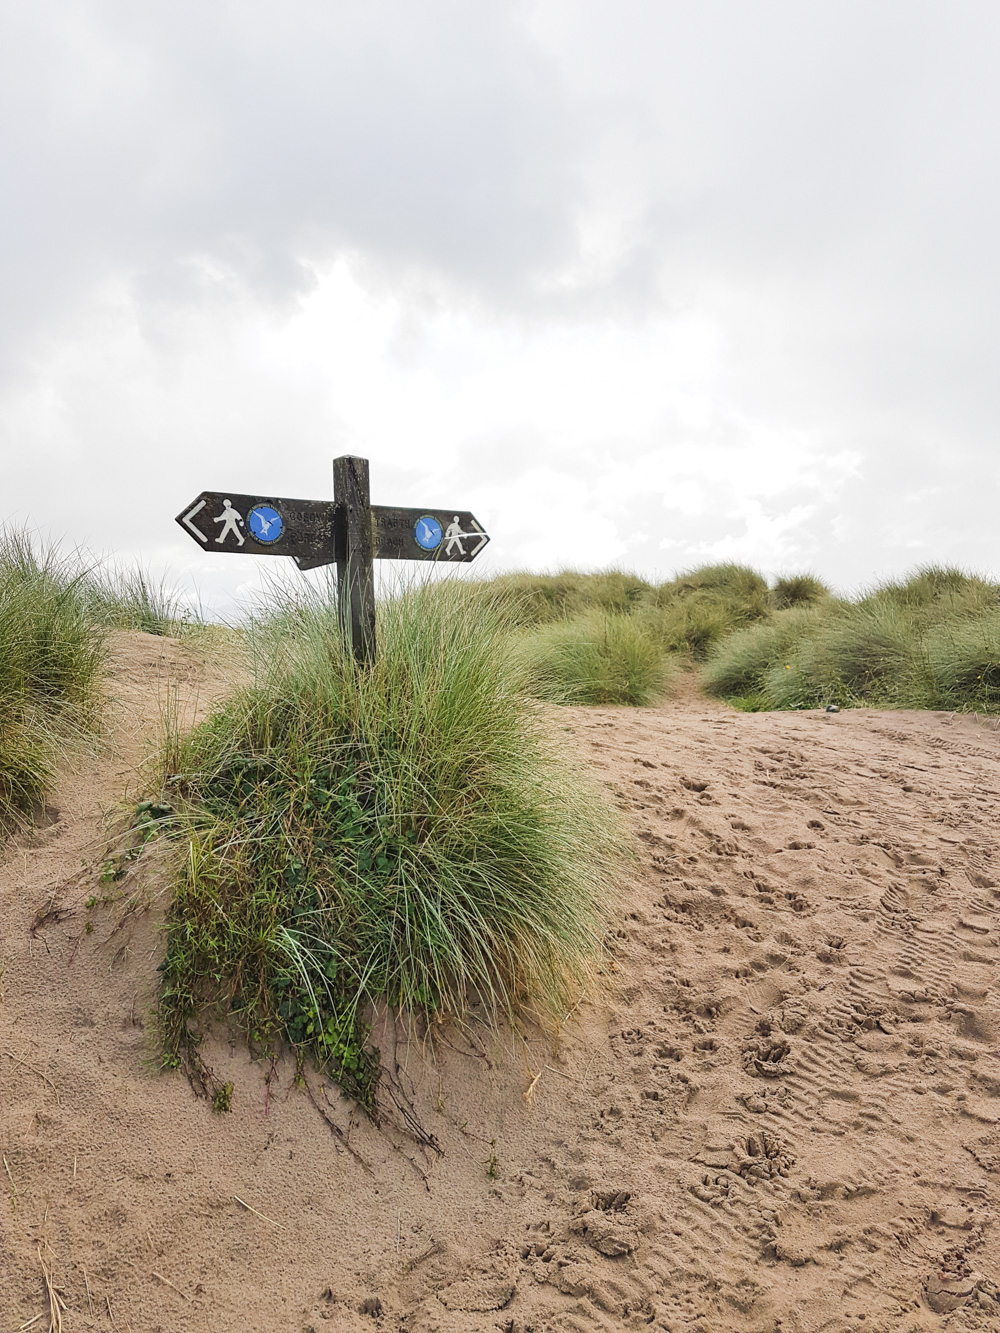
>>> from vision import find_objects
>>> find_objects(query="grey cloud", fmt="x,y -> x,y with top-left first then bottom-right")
0,0 -> 584,372
3,0 -> 1000,601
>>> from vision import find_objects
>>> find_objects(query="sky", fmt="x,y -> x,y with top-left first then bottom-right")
2,0 -> 999,615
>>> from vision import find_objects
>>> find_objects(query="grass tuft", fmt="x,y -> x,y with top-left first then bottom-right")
647,563 -> 771,658
83,564 -> 184,635
701,605 -> 829,705
925,612 -> 1000,711
0,530 -> 106,825
705,566 -> 1000,713
483,568 -> 654,627
770,573 -> 831,610
521,611 -> 670,706
156,580 -> 626,1109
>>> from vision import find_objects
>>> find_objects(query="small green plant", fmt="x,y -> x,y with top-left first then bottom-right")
212,1081 -> 234,1113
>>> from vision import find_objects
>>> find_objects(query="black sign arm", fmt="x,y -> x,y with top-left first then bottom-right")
373,506 -> 489,562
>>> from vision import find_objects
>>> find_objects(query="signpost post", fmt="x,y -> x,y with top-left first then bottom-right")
176,455 -> 490,663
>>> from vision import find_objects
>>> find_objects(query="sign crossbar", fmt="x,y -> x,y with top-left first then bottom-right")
175,455 -> 490,661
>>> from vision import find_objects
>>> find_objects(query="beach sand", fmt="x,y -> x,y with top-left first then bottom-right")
3,634 -> 1000,1331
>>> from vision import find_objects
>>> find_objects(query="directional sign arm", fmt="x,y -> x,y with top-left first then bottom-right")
175,491 -> 335,562
372,506 -> 489,562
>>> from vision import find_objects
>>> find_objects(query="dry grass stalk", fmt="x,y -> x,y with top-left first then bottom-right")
523,1066 -> 544,1102
2,1050 -> 60,1102
37,1248 -> 65,1333
4,1153 -> 18,1206
151,1270 -> 188,1300
233,1194 -> 284,1228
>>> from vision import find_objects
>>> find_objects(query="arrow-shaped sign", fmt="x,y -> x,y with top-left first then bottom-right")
180,498 -> 208,542
175,491 -> 334,562
176,496 -> 489,567
175,459 -> 490,665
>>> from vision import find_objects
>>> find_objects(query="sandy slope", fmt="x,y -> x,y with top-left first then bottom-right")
3,636 -> 1000,1332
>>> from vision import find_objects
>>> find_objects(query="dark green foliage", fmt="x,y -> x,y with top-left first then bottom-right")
157,581 -> 624,1110
770,574 -> 831,610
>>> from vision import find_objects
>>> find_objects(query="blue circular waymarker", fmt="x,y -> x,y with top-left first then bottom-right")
248,505 -> 284,544
414,515 -> 443,551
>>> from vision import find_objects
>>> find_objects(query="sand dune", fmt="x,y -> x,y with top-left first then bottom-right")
3,635 -> 1000,1331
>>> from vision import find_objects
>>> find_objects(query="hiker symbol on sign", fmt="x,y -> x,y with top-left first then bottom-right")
213,499 -> 245,546
444,516 -> 469,556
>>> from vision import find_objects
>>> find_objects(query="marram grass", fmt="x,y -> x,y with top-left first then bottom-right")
521,610 -> 670,706
703,567 -> 1000,712
0,530 -> 105,825
156,581 -> 626,1110
0,526 -> 191,829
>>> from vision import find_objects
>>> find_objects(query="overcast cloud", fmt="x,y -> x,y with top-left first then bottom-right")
2,0 -> 998,613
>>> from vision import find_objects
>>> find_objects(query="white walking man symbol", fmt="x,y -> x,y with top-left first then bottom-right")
443,515 -> 468,556
213,499 -> 245,546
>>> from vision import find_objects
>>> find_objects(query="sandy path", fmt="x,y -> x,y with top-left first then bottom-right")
2,639 -> 1000,1332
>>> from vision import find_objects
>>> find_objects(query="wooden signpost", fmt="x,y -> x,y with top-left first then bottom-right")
176,456 -> 489,663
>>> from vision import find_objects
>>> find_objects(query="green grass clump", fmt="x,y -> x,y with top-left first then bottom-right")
763,605 -> 929,710
0,526 -> 193,828
156,581 -> 625,1110
702,605 -> 829,706
521,611 -> 669,706
925,612 -> 1000,711
0,530 -> 106,824
484,569 -> 653,627
705,566 -> 1000,713
859,566 -> 1000,620
647,563 -> 771,658
770,573 -> 831,610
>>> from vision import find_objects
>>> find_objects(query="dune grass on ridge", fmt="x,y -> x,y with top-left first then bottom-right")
0,526 -> 192,828
703,567 -> 1000,711
0,531 -> 106,823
